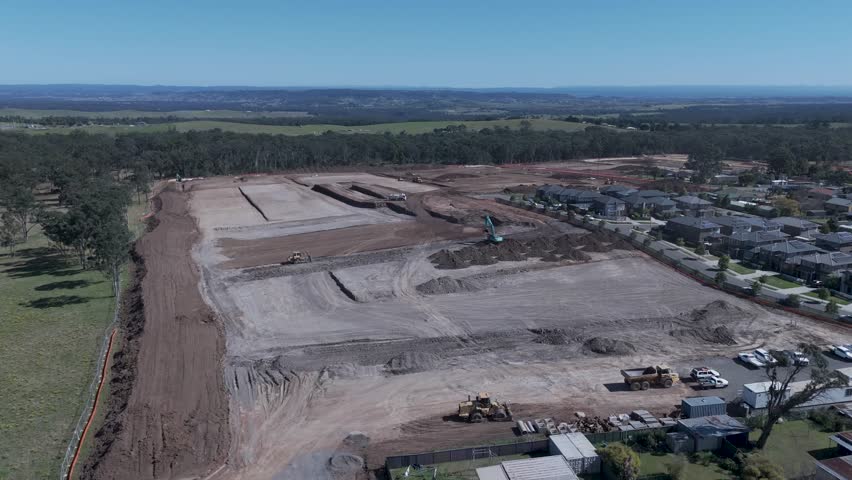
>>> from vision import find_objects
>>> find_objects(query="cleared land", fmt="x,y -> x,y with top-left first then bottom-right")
80,162 -> 852,480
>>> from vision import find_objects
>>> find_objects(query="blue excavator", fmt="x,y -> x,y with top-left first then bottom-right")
484,215 -> 503,243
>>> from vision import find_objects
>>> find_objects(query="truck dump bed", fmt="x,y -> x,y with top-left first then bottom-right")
621,367 -> 656,379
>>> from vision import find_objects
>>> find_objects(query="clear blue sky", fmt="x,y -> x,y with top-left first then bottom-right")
2,0 -> 851,87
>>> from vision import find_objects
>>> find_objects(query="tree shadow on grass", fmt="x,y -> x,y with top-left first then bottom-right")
4,248 -> 81,279
20,295 -> 91,309
34,279 -> 101,291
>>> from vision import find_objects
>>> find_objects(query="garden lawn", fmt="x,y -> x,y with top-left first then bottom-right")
728,262 -> 755,275
749,420 -> 837,478
803,291 -> 850,305
762,275 -> 801,290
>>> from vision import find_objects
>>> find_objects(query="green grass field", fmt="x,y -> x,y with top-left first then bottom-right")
0,230 -> 117,479
637,451 -> 731,479
727,262 -> 756,275
389,454 -> 534,480
19,118 -> 592,136
762,275 -> 801,290
0,199 -> 148,480
803,291 -> 850,305
749,419 -> 836,478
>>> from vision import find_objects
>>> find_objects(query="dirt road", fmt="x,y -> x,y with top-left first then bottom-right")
82,189 -> 229,480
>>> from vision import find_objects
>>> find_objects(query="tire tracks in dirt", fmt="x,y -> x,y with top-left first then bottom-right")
81,188 -> 230,480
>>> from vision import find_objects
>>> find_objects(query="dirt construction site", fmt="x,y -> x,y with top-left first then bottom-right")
84,161 -> 852,480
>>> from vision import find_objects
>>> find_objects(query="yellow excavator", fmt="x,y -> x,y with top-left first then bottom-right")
458,392 -> 512,423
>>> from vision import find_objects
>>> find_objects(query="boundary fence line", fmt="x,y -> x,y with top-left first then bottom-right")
58,289 -> 121,480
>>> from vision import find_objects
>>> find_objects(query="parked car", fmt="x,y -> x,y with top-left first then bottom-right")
738,352 -> 766,368
833,345 -> 852,361
784,350 -> 811,366
754,348 -> 778,366
698,377 -> 729,389
690,367 -> 721,380
839,315 -> 852,323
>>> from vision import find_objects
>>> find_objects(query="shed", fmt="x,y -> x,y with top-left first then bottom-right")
678,415 -> 750,452
666,432 -> 694,454
682,396 -> 726,418
482,455 -> 579,480
548,433 -> 601,474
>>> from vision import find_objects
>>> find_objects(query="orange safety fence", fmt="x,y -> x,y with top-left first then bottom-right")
67,328 -> 117,480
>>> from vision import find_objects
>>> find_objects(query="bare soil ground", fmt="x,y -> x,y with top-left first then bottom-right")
91,161 -> 852,480
82,188 -> 230,480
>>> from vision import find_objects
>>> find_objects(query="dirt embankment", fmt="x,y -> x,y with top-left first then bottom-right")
81,188 -> 230,480
429,230 -> 633,269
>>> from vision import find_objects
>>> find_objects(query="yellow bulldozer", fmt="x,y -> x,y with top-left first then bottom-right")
458,392 -> 512,423
283,251 -> 312,265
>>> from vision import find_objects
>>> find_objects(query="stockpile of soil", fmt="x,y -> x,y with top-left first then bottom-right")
669,300 -> 743,345
583,337 -> 637,355
429,231 -> 631,269
686,300 -> 744,324
529,328 -> 574,345
384,352 -> 440,375
432,172 -> 477,182
415,276 -> 479,295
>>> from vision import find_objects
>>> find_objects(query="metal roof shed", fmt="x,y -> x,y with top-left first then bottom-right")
682,396 -> 726,418
476,464 -> 510,480
678,415 -> 750,452
548,433 -> 600,474
500,456 -> 579,480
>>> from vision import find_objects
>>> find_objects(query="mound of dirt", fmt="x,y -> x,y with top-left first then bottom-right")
328,453 -> 364,474
432,173 -> 477,182
684,300 -> 746,325
529,328 -> 574,345
416,276 -> 479,295
384,352 -> 440,374
429,231 -> 629,269
583,337 -> 637,355
670,325 -> 736,345
343,431 -> 370,449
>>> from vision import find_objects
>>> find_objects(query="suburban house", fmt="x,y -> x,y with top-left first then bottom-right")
774,216 -> 821,239
814,431 -> 852,480
591,195 -> 626,218
791,252 -> 852,283
807,187 -> 837,202
673,195 -> 713,217
745,240 -> 825,271
816,232 -> 852,252
839,271 -> 852,296
635,189 -> 671,199
599,185 -> 637,198
623,194 -> 676,217
718,230 -> 789,259
827,197 -> 852,216
665,216 -> 721,245
710,215 -> 781,235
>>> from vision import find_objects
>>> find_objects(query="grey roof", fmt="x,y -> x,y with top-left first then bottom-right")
682,396 -> 725,407
826,197 -> 852,207
759,240 -> 824,255
727,230 -> 789,243
575,191 -> 604,201
600,185 -> 631,194
674,195 -> 712,206
667,216 -> 721,229
708,216 -> 753,229
678,415 -> 750,438
651,197 -> 676,207
635,189 -> 670,198
538,184 -> 562,195
593,196 -> 625,205
798,251 -> 852,267
816,232 -> 852,245
774,216 -> 820,229
623,194 -> 671,207
739,216 -> 781,230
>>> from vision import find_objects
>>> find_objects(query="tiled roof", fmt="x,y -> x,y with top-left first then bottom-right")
816,232 -> 852,245
827,197 -> 852,207
674,195 -> 712,206
759,240 -> 824,255
798,251 -> 852,267
727,230 -> 788,242
774,217 -> 820,229
668,216 -> 721,229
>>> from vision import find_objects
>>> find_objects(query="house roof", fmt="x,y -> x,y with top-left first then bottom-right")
653,197 -> 676,207
810,187 -> 837,197
667,216 -> 721,229
759,240 -> 824,255
774,216 -> 820,229
827,197 -> 852,207
816,232 -> 852,245
635,189 -> 670,198
593,196 -> 625,205
798,251 -> 852,268
575,191 -> 604,201
678,415 -> 750,438
817,456 -> 852,480
600,185 -> 631,194
708,216 -> 753,229
727,230 -> 788,243
673,195 -> 712,206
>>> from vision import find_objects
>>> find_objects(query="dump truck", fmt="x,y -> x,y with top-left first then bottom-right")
458,392 -> 512,423
283,251 -> 312,265
621,365 -> 679,391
